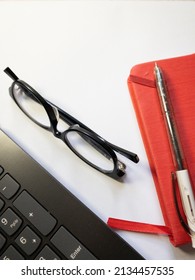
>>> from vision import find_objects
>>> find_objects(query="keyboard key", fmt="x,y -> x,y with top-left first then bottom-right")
15,226 -> 41,255
0,208 -> 22,236
0,198 -> 4,211
51,226 -> 96,260
13,191 -> 56,235
0,174 -> 20,199
35,245 -> 60,260
0,233 -> 6,250
0,166 -> 3,175
0,245 -> 25,260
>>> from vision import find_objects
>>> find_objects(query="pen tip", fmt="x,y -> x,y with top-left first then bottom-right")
155,62 -> 158,67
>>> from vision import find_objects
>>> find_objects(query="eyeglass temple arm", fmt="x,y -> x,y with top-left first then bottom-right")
56,106 -> 139,163
105,142 -> 139,163
4,67 -> 19,81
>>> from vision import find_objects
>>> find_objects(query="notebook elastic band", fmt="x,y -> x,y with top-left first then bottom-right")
107,218 -> 172,235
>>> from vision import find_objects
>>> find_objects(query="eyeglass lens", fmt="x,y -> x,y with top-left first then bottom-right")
13,83 -> 51,128
66,131 -> 114,172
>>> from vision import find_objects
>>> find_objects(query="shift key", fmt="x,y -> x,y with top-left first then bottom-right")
13,191 -> 56,235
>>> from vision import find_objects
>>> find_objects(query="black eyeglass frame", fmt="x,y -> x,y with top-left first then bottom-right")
4,67 -> 139,180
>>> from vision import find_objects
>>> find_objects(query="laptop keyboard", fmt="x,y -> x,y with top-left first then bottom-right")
0,130 -> 144,260
0,182 -> 96,260
0,172 -> 96,260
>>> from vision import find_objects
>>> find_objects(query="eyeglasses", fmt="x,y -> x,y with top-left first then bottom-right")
4,67 -> 139,180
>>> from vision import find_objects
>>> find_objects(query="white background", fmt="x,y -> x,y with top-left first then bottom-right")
0,0 -> 195,260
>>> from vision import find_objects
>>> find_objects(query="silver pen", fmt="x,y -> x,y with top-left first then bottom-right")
154,63 -> 195,247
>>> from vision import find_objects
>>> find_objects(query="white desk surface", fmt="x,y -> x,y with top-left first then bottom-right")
0,1 -> 195,260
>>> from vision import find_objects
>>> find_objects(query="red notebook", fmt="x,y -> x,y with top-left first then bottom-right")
108,54 -> 195,246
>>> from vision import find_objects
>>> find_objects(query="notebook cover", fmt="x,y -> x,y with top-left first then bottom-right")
127,54 -> 195,246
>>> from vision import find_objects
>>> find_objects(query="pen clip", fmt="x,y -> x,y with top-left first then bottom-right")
171,172 -> 191,235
